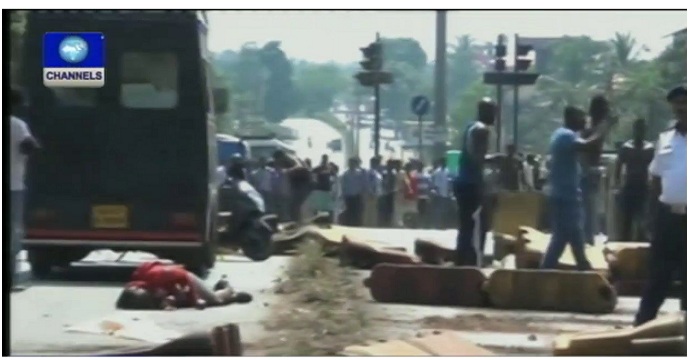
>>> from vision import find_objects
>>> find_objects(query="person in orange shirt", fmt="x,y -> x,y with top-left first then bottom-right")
116,261 -> 251,310
393,161 -> 418,228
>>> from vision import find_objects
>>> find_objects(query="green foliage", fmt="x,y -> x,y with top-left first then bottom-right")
294,62 -> 349,116
211,31 -> 685,154
379,37 -> 431,121
260,41 -> 300,123
447,35 -> 486,103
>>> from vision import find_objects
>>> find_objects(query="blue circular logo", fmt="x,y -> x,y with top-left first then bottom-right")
58,36 -> 89,64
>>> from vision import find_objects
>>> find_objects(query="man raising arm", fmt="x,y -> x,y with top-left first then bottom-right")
540,106 -> 615,271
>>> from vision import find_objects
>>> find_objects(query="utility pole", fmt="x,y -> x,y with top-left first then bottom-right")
355,33 -> 393,159
433,11 -> 448,159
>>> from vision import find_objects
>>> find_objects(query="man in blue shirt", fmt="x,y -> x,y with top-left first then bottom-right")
541,106 -> 615,270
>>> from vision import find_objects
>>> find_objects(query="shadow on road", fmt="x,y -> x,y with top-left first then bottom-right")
18,263 -> 139,288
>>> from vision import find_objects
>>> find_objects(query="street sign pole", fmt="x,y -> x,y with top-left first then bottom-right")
496,84 -> 503,152
410,94 -> 431,162
418,115 -> 423,159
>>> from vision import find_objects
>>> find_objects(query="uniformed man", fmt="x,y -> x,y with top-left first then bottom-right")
340,157 -> 366,226
614,119 -> 654,242
454,99 -> 496,266
634,86 -> 687,326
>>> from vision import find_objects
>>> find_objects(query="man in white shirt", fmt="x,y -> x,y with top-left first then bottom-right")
10,89 -> 40,292
430,157 -> 451,229
634,86 -> 687,326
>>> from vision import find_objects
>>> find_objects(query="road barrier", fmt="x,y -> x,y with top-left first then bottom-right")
364,264 -> 488,307
272,221 -> 659,313
339,235 -> 419,269
553,313 -> 685,356
414,238 -> 456,265
484,269 -> 617,314
81,323 -> 243,356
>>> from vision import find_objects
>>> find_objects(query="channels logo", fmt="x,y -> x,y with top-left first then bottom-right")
43,32 -> 105,88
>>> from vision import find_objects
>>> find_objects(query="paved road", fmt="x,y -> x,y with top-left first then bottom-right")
280,118 -> 346,168
366,287 -> 682,355
10,251 -> 291,355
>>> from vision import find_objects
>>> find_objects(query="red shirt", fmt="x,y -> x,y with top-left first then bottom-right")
126,261 -> 198,306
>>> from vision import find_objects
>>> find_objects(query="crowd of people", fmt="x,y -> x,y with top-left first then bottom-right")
230,86 -> 686,327
10,82 -> 686,326
236,147 -> 539,231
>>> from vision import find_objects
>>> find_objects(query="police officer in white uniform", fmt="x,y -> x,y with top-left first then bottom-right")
634,86 -> 687,326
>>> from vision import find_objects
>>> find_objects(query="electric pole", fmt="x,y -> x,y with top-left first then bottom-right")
433,10 -> 448,159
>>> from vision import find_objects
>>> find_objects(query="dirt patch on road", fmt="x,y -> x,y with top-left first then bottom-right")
261,240 -> 371,356
420,314 -> 545,333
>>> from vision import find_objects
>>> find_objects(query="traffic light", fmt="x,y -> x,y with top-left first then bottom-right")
493,34 -> 507,72
355,40 -> 392,87
514,35 -> 534,72
359,42 -> 383,71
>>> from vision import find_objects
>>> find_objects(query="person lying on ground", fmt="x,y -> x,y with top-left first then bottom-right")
116,261 -> 252,310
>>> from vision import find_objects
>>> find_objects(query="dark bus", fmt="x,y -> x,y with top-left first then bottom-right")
20,11 -> 227,276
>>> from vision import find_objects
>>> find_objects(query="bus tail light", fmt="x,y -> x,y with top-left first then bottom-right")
171,213 -> 197,228
32,208 -> 56,224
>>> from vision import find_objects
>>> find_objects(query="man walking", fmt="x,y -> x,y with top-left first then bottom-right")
430,157 -> 451,229
540,106 -> 615,270
454,99 -> 496,266
614,119 -> 654,242
634,86 -> 686,326
10,89 -> 40,292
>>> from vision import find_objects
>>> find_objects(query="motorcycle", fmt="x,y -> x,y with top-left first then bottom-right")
217,177 -> 276,261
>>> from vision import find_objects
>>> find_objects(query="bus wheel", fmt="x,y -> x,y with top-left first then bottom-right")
27,248 -> 54,279
241,219 -> 273,262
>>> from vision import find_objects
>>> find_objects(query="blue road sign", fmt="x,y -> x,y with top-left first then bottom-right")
410,95 -> 430,117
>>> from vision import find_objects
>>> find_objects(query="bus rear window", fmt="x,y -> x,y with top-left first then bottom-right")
120,52 -> 179,109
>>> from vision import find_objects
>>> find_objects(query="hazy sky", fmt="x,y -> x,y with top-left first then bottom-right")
208,10 -> 686,63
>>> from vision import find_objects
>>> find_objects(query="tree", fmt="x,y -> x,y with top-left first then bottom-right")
294,62 -> 348,116
450,80 -> 493,141
260,41 -> 299,123
381,38 -> 428,70
610,32 -> 639,71
447,35 -> 486,104
513,36 -> 612,151
378,37 -> 430,121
